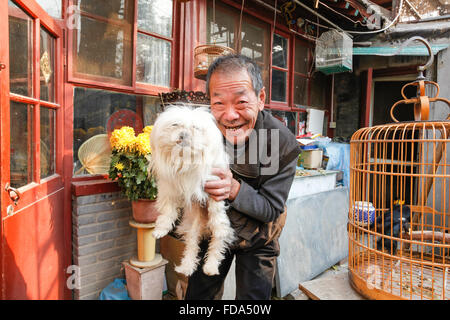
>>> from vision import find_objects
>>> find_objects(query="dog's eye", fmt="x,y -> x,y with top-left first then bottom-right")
193,125 -> 200,130
171,123 -> 179,127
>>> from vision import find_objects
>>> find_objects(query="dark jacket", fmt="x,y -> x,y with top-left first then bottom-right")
227,110 -> 301,249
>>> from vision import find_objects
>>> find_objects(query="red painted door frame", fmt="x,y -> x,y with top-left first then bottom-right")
1,0 -> 68,300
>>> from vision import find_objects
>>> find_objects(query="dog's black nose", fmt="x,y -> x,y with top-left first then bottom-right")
179,131 -> 188,140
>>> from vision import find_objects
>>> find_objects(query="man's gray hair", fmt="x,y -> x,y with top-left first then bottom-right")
205,54 -> 263,97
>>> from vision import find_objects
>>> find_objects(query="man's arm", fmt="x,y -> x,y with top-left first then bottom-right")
230,157 -> 297,223
205,157 -> 298,223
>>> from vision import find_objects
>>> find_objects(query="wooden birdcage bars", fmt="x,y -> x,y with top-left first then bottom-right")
348,37 -> 450,300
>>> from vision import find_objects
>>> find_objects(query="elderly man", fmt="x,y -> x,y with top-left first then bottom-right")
185,54 -> 301,300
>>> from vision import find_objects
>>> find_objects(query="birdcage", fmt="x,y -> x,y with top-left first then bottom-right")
193,44 -> 235,80
315,29 -> 352,75
348,38 -> 450,300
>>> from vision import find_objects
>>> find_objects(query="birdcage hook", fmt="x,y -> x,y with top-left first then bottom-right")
389,37 -> 450,122
408,36 -> 434,80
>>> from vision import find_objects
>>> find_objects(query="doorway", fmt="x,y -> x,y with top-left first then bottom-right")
0,0 -> 67,299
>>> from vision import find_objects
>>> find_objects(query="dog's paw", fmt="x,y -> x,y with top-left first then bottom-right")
175,264 -> 195,277
202,261 -> 220,276
152,228 -> 169,239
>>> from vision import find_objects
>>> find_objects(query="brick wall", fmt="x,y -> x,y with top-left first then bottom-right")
72,191 -> 137,300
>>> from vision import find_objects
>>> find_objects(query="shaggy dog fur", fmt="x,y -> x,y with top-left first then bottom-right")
150,105 -> 235,276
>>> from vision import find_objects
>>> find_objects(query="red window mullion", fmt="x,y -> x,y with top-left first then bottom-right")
132,0 -> 138,90
33,17 -> 41,183
289,33 -> 295,108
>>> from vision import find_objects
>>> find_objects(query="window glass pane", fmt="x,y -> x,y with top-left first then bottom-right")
73,0 -> 134,84
294,74 -> 308,106
78,0 -> 130,20
136,33 -> 171,87
40,28 -> 56,102
295,41 -> 309,74
271,69 -> 286,102
138,0 -> 173,38
73,88 -> 160,176
8,0 -> 33,97
240,19 -> 270,103
272,34 -> 288,69
206,2 -> 235,48
35,0 -> 62,19
240,20 -> 269,64
10,101 -> 34,188
40,107 -> 56,179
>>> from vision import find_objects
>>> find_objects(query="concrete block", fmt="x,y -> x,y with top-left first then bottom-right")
123,259 -> 168,300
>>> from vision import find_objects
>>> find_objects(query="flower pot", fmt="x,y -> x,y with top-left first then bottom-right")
131,199 -> 160,223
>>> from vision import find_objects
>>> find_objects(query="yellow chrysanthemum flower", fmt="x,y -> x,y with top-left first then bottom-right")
110,126 -> 136,152
115,162 -> 124,171
143,125 -> 153,136
135,132 -> 152,155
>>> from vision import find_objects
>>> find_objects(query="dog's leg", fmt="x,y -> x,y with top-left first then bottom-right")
203,199 -> 235,276
175,205 -> 202,277
153,195 -> 179,239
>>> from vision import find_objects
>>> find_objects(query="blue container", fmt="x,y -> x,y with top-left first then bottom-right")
300,144 -> 318,150
352,201 -> 375,225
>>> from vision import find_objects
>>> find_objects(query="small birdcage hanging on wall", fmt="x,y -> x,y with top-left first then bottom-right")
348,37 -> 450,300
194,45 -> 235,80
315,29 -> 352,75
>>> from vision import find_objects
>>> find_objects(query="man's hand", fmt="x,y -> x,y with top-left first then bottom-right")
204,168 -> 240,201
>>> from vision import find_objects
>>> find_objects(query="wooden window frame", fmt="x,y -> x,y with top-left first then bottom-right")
269,30 -> 290,108
212,0 -> 314,113
67,0 -> 178,96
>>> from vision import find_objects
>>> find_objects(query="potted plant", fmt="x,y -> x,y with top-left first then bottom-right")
108,125 -> 158,223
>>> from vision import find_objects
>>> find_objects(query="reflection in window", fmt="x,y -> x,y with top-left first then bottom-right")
40,107 -> 56,179
72,0 -> 134,84
136,0 -> 173,87
240,19 -> 270,101
8,0 -> 33,97
272,34 -> 288,69
271,69 -> 286,102
10,102 -> 34,188
73,87 -> 161,175
40,27 -> 55,102
206,1 -> 270,101
138,0 -> 173,38
136,33 -> 171,87
207,4 -> 235,48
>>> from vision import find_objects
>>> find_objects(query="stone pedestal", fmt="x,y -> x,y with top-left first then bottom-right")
123,259 -> 168,300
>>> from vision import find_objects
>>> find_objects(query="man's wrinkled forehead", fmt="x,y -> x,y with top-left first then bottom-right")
209,70 -> 254,97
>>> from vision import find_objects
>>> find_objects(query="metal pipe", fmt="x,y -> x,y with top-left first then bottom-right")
250,0 -> 281,13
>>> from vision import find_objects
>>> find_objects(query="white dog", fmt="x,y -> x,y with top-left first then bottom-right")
150,105 -> 235,276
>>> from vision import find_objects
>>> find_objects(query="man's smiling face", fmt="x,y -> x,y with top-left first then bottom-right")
209,68 -> 266,145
